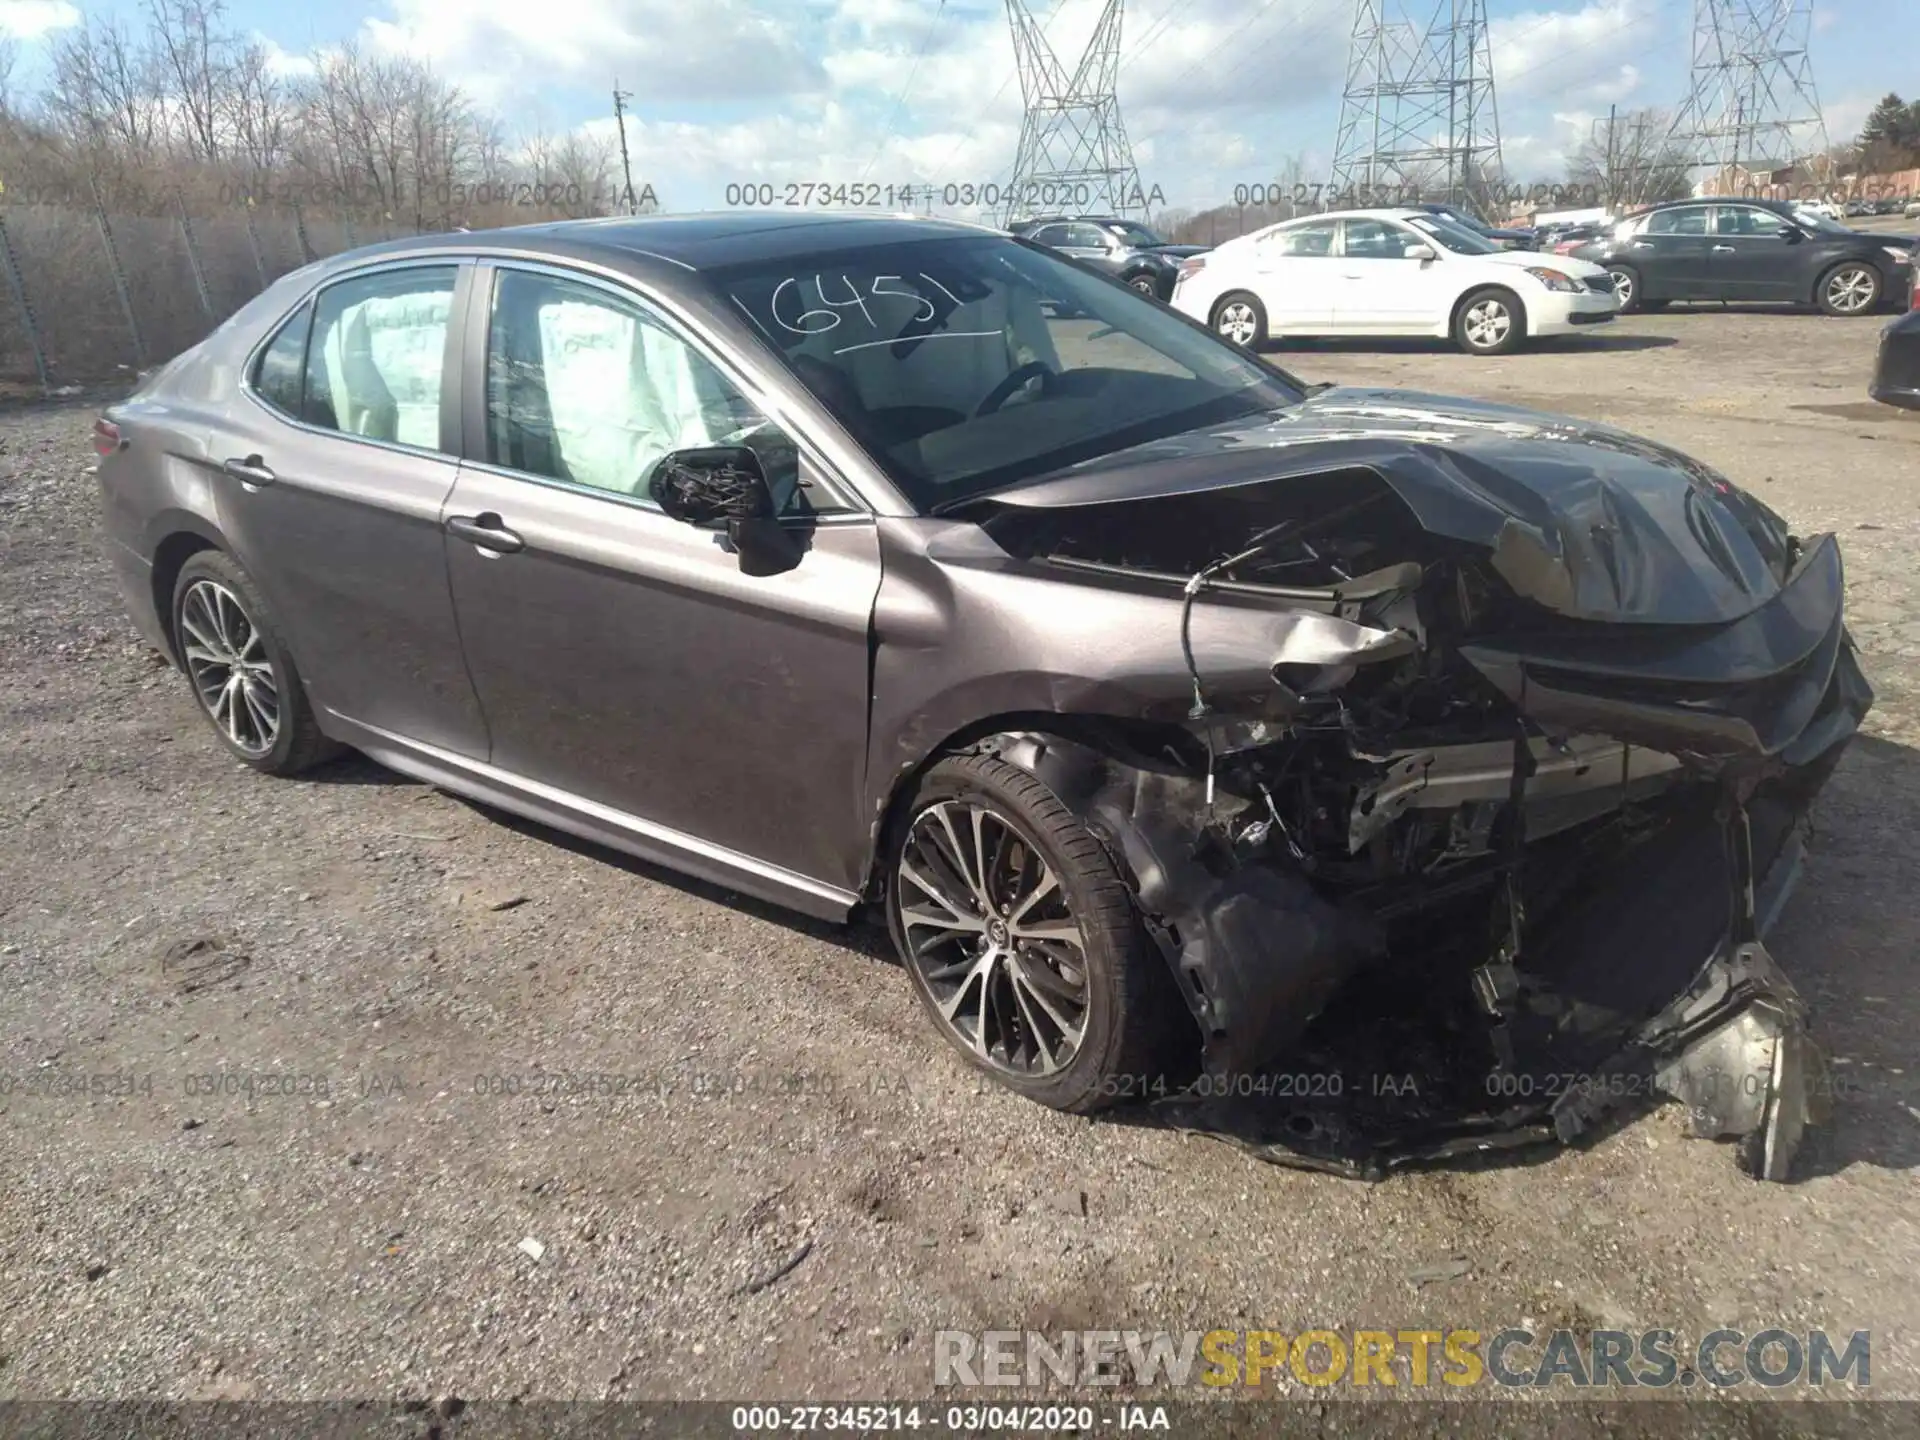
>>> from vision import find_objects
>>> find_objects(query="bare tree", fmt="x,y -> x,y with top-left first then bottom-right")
146,0 -> 233,162
224,39 -> 292,184
1568,108 -> 1694,209
45,16 -> 166,170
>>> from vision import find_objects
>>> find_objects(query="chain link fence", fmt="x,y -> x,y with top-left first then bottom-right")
0,201 -> 423,393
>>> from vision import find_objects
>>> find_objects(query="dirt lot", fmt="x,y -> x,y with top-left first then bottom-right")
3,305 -> 1919,1419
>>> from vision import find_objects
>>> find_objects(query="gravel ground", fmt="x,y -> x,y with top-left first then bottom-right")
3,306 -> 1919,1419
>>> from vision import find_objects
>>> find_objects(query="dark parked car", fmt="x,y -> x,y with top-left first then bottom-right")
1870,296 -> 1920,409
1008,215 -> 1199,298
96,213 -> 1869,1178
1574,197 -> 1913,315
1407,201 -> 1535,250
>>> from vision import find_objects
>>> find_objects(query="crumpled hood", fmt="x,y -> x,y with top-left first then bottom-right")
977,387 -> 1800,625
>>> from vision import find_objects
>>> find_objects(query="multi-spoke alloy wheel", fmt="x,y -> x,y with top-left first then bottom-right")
180,578 -> 279,757
898,799 -> 1089,1077
887,751 -> 1188,1111
1820,264 -> 1879,316
170,551 -> 336,776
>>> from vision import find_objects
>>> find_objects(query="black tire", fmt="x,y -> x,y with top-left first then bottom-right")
1210,291 -> 1267,348
1452,286 -> 1526,355
1607,264 -> 1642,315
1123,270 -> 1162,300
171,550 -> 338,776
886,751 -> 1188,1114
1816,261 -> 1882,316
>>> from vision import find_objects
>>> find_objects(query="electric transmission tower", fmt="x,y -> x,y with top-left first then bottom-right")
1329,0 -> 1504,217
1001,0 -> 1148,224
1668,0 -> 1830,192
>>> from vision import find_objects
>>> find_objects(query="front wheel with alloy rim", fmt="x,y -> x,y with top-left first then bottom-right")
887,752 -> 1188,1113
1210,291 -> 1267,349
1817,262 -> 1881,316
1453,286 -> 1526,355
1126,272 -> 1161,298
1608,265 -> 1641,314
171,550 -> 337,776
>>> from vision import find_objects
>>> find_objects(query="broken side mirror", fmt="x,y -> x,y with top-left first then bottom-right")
650,445 -> 774,527
648,445 -> 803,577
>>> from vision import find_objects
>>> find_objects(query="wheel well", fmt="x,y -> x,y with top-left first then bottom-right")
860,712 -> 1198,904
1450,284 -> 1527,335
150,532 -> 219,664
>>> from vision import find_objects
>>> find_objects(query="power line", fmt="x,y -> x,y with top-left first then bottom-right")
861,0 -> 950,182
1003,0 -> 1149,221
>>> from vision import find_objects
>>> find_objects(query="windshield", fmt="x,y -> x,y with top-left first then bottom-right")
1406,214 -> 1501,255
1105,222 -> 1165,248
713,235 -> 1302,512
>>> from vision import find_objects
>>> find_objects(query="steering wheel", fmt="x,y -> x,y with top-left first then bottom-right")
974,361 -> 1056,418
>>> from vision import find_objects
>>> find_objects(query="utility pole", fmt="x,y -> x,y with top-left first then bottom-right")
611,81 -> 638,215
1604,103 -> 1618,210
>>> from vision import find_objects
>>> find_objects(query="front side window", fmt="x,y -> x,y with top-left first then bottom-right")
303,266 -> 456,449
251,301 -> 311,418
714,234 -> 1301,511
485,268 -> 805,512
1341,219 -> 1420,259
1645,207 -> 1708,236
1713,207 -> 1779,236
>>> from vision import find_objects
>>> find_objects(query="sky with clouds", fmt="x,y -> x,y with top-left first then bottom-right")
0,0 -> 1897,214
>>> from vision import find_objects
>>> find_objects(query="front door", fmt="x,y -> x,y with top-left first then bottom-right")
440,264 -> 883,893
1331,217 -> 1444,331
207,260 -> 492,758
1707,205 -> 1803,301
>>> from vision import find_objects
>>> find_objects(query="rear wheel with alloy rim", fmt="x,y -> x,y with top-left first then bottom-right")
1210,291 -> 1267,348
1453,287 -> 1525,355
171,551 -> 337,775
1607,265 -> 1641,314
887,751 -> 1188,1112
1817,262 -> 1881,316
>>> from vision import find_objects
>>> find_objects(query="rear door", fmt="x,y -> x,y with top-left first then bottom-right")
206,260 -> 491,757
1626,205 -> 1714,299
1249,220 -> 1339,330
1707,205 -> 1802,300
1332,217 -> 1445,331
439,261 -> 883,894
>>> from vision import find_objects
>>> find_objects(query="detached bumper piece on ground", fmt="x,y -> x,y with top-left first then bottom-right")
975,396 -> 1873,1182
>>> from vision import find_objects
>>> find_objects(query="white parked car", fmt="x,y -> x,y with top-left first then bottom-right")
1170,208 -> 1620,355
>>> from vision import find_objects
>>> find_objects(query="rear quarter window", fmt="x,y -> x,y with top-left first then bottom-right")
251,303 -> 312,418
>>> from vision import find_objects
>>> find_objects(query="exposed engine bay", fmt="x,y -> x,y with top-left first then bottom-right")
961,447 -> 1872,1181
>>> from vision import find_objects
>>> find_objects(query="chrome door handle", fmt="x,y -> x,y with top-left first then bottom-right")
446,513 -> 524,555
1630,240 -> 1654,249
222,456 -> 275,487
1711,244 -> 1736,252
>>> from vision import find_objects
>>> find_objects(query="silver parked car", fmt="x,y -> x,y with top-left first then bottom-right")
95,213 -> 1869,1177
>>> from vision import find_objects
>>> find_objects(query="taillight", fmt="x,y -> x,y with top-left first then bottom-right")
92,418 -> 122,457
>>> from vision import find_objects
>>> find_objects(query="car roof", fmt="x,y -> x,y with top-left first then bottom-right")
1635,196 -> 1792,214
308,210 -> 1001,275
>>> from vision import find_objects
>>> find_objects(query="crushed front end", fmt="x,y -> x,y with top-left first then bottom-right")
972,404 -> 1873,1180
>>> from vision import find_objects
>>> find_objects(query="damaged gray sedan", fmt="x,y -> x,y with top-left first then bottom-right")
96,213 -> 1870,1181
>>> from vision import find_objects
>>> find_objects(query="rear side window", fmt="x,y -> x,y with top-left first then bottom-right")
1645,207 -> 1708,236
251,303 -> 311,417
303,266 -> 458,450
